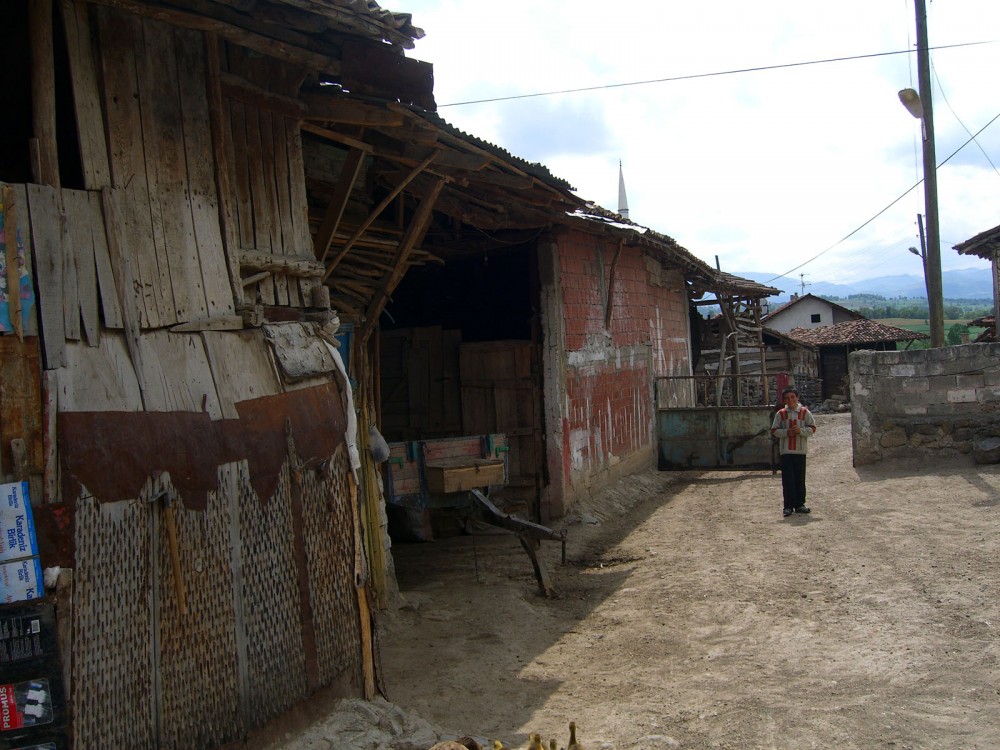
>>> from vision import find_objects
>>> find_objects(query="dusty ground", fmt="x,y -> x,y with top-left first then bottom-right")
283,413 -> 1000,749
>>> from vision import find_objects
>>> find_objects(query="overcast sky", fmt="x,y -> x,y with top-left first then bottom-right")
399,1 -> 1000,293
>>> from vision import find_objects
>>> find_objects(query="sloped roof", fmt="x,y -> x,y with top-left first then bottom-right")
763,326 -> 818,350
787,319 -> 927,346
566,204 -> 780,299
954,223 -> 1000,260
268,0 -> 425,48
762,293 -> 863,322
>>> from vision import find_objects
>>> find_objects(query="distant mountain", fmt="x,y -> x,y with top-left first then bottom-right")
735,268 -> 993,301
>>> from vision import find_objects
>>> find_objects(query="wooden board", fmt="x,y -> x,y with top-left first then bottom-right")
0,337 -> 44,482
201,330 -> 282,418
425,458 -> 505,494
60,0 -> 111,189
96,6 -> 160,327
139,329 -> 225,419
26,184 -> 66,368
61,190 -> 100,345
88,191 -> 124,329
58,333 -> 144,412
136,16 -> 203,324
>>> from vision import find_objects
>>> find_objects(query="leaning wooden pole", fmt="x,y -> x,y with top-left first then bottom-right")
30,0 -> 60,187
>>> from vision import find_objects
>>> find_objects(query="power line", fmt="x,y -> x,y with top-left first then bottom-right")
765,109 -> 1000,285
439,41 -> 993,107
931,61 -> 1000,177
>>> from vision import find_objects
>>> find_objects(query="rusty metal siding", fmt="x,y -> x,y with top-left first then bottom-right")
156,475 -> 242,750
73,492 -> 156,750
236,460 -> 309,724
301,451 -> 362,687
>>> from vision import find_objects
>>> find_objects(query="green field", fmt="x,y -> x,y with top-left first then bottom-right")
881,318 -> 985,347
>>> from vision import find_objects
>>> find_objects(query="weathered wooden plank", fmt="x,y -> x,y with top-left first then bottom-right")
86,191 -> 123,328
30,0 -> 60,187
175,27 -> 235,318
257,106 -> 289,304
59,192 -> 81,342
204,33 -> 243,310
9,186 -> 39,338
85,0 -> 343,76
61,190 -> 100,345
272,113 -> 299,305
26,184 -> 66,368
0,337 -> 44,486
137,16 -> 201,323
285,117 -> 312,303
60,0 -> 111,189
141,329 -> 225,419
2,186 -> 24,341
96,6 -> 158,327
59,334 -> 144,412
201,330 -> 282,418
100,187 -> 154,404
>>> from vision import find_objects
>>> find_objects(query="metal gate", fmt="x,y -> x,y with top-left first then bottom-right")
655,374 -> 778,471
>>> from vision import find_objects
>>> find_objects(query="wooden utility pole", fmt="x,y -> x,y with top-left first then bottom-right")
914,0 -> 945,347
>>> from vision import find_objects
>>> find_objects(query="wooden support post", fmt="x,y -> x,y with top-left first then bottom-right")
30,0 -> 60,187
347,469 -> 377,699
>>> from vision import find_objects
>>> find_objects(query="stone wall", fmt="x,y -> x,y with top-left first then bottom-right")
850,343 -> 1000,465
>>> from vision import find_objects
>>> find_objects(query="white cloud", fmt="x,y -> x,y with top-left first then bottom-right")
402,0 -> 1000,284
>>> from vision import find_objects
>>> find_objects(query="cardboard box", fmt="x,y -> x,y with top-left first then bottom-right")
1,483 -> 38,563
0,560 -> 44,605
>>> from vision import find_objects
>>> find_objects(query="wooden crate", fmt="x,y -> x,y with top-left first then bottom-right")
425,458 -> 505,494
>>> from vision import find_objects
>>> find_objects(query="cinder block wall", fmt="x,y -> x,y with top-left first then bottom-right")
850,343 -> 1000,465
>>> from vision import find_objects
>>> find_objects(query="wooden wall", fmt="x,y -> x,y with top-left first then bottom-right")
93,6 -> 234,327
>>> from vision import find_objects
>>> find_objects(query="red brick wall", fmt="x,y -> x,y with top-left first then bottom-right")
554,229 -> 691,493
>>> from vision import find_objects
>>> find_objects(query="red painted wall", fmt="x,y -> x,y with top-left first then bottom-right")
553,229 -> 691,495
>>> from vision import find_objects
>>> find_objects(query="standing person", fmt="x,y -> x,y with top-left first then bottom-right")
770,386 -> 817,517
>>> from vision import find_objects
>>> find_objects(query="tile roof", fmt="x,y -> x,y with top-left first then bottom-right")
786,318 -> 928,346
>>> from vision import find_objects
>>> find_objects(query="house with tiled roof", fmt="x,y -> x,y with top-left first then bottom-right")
786,319 -> 928,399
762,292 -> 863,334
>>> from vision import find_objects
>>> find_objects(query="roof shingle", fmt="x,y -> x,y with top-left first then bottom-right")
787,318 -> 928,346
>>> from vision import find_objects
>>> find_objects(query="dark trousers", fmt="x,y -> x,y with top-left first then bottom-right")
780,453 -> 808,510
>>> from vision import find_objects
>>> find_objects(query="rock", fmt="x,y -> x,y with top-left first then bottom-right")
880,428 -> 908,448
973,437 -> 1000,464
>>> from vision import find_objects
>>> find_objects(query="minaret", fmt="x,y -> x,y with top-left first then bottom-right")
618,160 -> 629,219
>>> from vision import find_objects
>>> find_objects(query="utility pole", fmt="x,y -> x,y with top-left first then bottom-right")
914,0 -> 945,347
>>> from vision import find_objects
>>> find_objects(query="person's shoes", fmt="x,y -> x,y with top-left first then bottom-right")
795,506 -> 811,514
783,508 -> 794,517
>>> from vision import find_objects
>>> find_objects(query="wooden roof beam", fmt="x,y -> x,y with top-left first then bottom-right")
321,151 -> 437,280
87,0 -> 342,75
304,94 -> 404,126
359,178 -> 445,344
313,148 -> 366,261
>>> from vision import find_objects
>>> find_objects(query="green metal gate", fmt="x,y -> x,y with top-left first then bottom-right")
655,375 -> 778,471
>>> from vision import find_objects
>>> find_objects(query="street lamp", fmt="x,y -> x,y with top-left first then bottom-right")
898,0 -> 945,348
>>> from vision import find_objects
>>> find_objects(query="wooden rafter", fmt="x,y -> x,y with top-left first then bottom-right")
321,151 -> 437,281
313,148 -> 366,261
86,0 -> 342,76
359,178 -> 445,343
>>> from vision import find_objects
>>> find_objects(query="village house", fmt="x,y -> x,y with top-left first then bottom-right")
762,292 -> 863,333
0,1 -> 778,748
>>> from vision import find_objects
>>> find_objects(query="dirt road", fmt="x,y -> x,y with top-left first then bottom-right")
284,413 -> 1000,749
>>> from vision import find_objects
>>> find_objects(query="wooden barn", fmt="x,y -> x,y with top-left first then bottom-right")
0,1 -> 782,747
